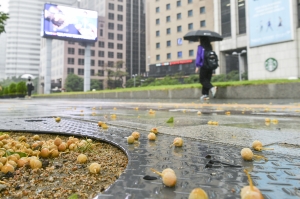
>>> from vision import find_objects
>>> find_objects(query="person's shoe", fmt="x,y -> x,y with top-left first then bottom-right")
210,86 -> 217,98
200,95 -> 209,102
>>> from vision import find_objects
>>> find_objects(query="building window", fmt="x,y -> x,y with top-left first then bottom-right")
98,70 -> 104,76
188,23 -> 193,30
68,48 -> 74,54
108,13 -> 114,20
189,50 -> 194,56
108,33 -> 114,39
200,20 -> 206,27
177,25 -> 182,32
99,29 -> 103,36
108,52 -> 114,58
91,50 -> 95,56
108,42 -> 114,49
108,3 -> 114,10
78,58 -> 84,65
200,6 -> 205,14
118,5 -> 123,11
188,10 -> 193,17
91,60 -> 95,66
117,34 -> 123,41
221,0 -> 231,37
238,0 -> 246,34
166,16 -> 171,22
98,41 -> 105,48
108,61 -> 114,67
156,18 -> 160,25
156,42 -> 160,49
188,0 -> 192,4
67,68 -> 74,74
177,0 -> 181,7
117,15 -> 123,21
67,58 -> 74,65
177,51 -> 182,58
117,43 -> 123,49
91,69 -> 95,76
166,28 -> 171,34
166,3 -> 170,10
156,30 -> 160,37
167,53 -> 171,59
166,40 -> 171,47
98,51 -> 104,57
117,53 -> 123,59
98,60 -> 104,66
156,55 -> 160,61
177,13 -> 181,20
117,24 -> 123,31
108,23 -> 114,30
156,7 -> 160,13
78,49 -> 85,55
68,41 -> 75,44
78,68 -> 84,75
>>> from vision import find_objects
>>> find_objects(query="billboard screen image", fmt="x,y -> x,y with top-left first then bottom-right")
42,3 -> 98,43
248,0 -> 293,47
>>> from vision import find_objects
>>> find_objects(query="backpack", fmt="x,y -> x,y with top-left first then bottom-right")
203,50 -> 219,70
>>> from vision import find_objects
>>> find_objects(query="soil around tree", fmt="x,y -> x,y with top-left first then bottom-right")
0,132 -> 128,199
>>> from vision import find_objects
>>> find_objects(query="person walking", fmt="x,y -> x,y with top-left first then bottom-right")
26,78 -> 34,98
195,37 -> 217,102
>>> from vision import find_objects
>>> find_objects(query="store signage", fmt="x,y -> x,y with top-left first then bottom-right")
155,62 -> 170,67
265,58 -> 278,72
170,59 -> 193,65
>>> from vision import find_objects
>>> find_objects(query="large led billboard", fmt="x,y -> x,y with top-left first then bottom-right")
41,3 -> 98,43
248,0 -> 293,47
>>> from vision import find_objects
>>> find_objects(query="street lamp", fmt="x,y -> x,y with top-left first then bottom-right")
232,50 -> 247,81
132,74 -> 137,87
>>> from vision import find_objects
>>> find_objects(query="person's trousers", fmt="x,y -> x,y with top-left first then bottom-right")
199,68 -> 213,95
28,90 -> 32,97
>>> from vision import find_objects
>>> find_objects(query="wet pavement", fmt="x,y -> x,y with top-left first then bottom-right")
0,98 -> 300,198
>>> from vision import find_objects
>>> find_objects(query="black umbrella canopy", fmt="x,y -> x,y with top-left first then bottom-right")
183,30 -> 223,42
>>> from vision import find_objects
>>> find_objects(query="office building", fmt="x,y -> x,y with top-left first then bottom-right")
5,0 -> 44,78
214,0 -> 299,80
0,33 -> 6,81
146,0 -> 214,77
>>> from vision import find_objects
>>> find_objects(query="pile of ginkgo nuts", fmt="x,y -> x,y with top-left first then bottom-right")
0,132 -> 128,199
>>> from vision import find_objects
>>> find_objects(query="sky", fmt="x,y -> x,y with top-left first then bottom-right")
0,0 -> 9,12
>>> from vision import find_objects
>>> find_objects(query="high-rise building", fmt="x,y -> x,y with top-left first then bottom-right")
146,0 -> 214,77
126,0 -> 146,77
0,33 -> 6,81
5,0 -> 44,78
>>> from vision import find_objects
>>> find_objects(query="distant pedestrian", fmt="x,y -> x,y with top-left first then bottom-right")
26,78 -> 34,98
195,37 -> 217,102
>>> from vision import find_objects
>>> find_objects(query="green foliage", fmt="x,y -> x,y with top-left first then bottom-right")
90,79 -> 103,90
0,6 -> 9,34
166,117 -> 174,123
184,74 -> 198,84
65,74 -> 83,92
16,81 -> 27,94
3,87 -> 9,95
148,75 -> 180,86
212,70 -> 239,82
68,194 -> 78,199
107,60 -> 127,89
9,83 -> 17,94
0,87 -> 3,96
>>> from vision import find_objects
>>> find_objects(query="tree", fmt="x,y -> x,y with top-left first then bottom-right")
9,83 -> 17,94
107,61 -> 128,89
65,74 -> 83,92
16,81 -> 27,94
0,5 -> 9,35
90,79 -> 103,90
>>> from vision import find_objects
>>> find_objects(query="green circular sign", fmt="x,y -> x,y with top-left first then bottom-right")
265,58 -> 278,72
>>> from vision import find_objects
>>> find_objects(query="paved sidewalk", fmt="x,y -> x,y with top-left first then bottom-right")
0,98 -> 300,198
